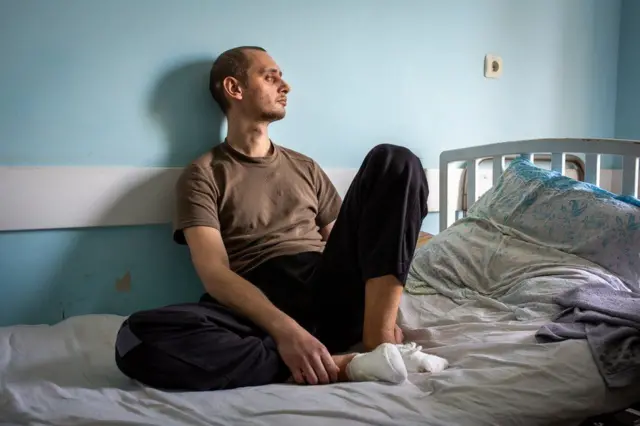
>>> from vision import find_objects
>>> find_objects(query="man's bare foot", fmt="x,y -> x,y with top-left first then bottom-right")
394,324 -> 404,343
284,353 -> 356,384
284,345 -> 411,385
332,353 -> 358,382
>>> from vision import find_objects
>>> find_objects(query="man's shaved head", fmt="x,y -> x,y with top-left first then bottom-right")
209,46 -> 266,114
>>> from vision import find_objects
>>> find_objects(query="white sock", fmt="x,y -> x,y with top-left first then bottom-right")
396,342 -> 449,373
345,343 -> 408,384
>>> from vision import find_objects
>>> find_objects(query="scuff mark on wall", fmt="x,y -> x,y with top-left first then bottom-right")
115,271 -> 132,292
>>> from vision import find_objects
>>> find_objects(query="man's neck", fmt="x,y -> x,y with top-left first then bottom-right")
225,116 -> 272,158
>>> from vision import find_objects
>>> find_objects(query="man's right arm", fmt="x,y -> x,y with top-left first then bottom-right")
183,226 -> 339,385
183,226 -> 297,337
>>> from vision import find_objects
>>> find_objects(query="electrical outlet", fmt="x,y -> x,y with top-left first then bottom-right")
484,54 -> 503,79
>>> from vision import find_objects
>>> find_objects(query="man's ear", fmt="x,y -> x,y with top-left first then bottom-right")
223,76 -> 243,101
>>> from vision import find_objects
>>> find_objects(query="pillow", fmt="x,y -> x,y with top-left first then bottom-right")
468,157 -> 640,288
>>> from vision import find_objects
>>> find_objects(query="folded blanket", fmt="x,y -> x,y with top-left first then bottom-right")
535,283 -> 640,389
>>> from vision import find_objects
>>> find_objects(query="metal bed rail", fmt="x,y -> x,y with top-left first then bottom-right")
439,138 -> 640,232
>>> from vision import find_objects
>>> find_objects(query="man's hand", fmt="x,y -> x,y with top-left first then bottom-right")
274,324 -> 339,385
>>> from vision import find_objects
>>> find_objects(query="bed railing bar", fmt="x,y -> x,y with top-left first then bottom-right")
439,138 -> 640,165
519,153 -> 534,162
466,159 -> 478,215
492,156 -> 503,186
621,156 -> 639,197
439,158 -> 449,232
584,154 -> 601,186
551,153 -> 566,175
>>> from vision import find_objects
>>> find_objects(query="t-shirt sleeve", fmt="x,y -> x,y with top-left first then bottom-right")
172,163 -> 220,245
312,162 -> 342,228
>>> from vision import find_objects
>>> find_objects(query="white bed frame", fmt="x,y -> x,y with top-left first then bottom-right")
439,138 -> 640,232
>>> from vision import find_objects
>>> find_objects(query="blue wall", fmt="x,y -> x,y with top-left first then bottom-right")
616,0 -> 640,141
0,0 -> 623,325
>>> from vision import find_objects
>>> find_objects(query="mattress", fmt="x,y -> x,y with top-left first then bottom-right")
1,292 -> 637,426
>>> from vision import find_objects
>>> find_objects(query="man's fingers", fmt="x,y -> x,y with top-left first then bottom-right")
292,369 -> 305,385
301,359 -> 319,385
311,354 -> 330,385
321,352 -> 339,383
285,358 -> 306,385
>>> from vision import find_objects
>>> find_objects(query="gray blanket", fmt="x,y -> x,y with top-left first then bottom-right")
536,283 -> 640,389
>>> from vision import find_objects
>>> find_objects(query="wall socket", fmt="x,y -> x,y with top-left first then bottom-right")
484,54 -> 503,78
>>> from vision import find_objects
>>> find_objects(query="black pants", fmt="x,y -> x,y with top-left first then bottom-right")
114,144 -> 429,391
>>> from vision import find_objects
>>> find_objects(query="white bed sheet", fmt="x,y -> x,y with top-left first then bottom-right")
1,294 -> 637,426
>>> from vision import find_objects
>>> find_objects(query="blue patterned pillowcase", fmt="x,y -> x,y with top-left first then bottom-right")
468,157 -> 640,289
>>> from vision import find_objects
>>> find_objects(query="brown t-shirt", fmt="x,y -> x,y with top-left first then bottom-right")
173,142 -> 342,275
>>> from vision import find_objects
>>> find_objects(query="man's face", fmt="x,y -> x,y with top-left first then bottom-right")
238,50 -> 290,122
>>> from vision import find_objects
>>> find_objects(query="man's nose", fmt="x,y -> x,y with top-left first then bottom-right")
280,79 -> 290,94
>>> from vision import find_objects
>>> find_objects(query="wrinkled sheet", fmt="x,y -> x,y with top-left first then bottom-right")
536,283 -> 640,389
1,299 -> 638,426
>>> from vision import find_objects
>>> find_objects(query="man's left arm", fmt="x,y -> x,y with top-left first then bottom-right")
312,162 -> 341,241
319,220 -> 335,241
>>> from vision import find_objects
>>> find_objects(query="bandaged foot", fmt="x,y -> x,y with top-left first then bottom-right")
346,343 -> 408,384
396,342 -> 449,373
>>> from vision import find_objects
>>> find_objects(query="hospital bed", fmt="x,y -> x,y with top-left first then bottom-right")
1,138 -> 639,426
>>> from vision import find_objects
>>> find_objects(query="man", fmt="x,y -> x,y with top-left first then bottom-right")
114,46 -> 445,391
